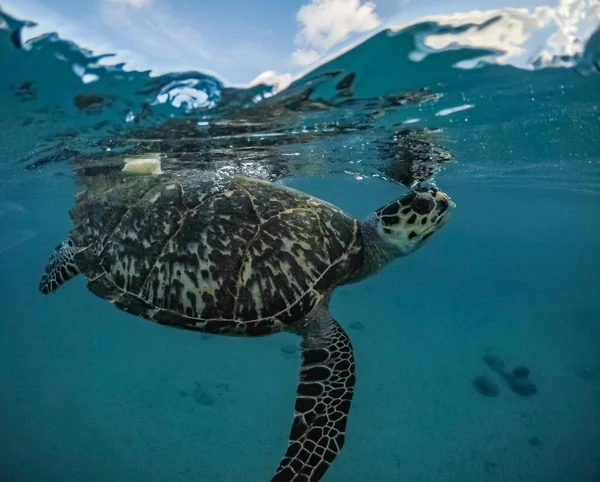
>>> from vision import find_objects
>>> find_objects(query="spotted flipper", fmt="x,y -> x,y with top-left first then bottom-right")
39,239 -> 80,294
272,308 -> 355,481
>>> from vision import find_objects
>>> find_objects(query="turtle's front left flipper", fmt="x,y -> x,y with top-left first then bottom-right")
272,308 -> 355,482
39,238 -> 80,294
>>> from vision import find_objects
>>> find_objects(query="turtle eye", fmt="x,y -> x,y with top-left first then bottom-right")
412,196 -> 434,215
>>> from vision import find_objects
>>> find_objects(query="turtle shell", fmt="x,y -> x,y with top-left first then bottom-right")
70,173 -> 363,335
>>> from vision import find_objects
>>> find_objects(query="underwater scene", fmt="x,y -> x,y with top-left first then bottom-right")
1,1 -> 600,481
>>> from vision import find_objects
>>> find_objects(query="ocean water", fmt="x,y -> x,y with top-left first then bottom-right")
1,4 -> 600,482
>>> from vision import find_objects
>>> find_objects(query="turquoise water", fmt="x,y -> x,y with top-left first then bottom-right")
1,6 -> 600,482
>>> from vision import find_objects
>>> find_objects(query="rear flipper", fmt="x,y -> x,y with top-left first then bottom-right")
39,238 -> 80,294
272,308 -> 355,481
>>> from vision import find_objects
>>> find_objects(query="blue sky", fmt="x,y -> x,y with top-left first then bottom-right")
2,0 -> 564,85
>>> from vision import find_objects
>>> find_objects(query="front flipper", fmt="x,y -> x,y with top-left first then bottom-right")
39,238 -> 80,294
272,308 -> 356,481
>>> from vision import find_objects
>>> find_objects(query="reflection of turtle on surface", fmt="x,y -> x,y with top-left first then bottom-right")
22,68 -> 449,189
378,127 -> 452,186
46,120 -> 452,191
39,171 -> 454,481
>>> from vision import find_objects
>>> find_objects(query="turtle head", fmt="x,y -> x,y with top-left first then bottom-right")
373,184 -> 454,256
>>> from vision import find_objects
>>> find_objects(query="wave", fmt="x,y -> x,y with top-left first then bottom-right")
1,5 -> 599,192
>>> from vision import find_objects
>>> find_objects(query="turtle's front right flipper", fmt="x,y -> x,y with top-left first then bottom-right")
39,238 -> 80,294
272,308 -> 355,482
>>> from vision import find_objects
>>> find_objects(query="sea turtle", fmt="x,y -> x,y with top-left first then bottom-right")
39,172 -> 454,481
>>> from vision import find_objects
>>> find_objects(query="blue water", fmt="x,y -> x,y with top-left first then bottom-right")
1,5 -> 600,482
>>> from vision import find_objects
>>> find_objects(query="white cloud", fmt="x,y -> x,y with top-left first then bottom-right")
292,0 -> 381,65
108,0 -> 153,8
247,70 -> 294,92
291,48 -> 321,66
